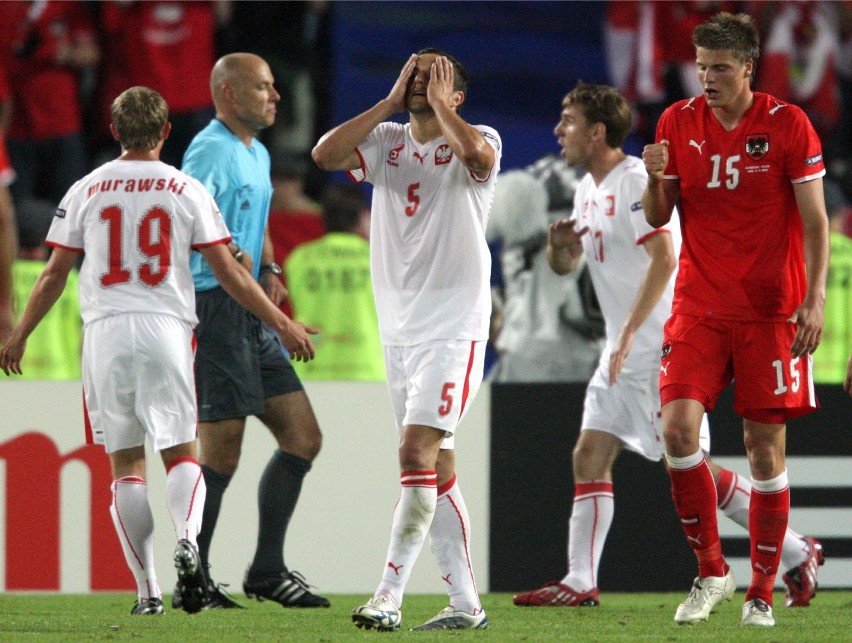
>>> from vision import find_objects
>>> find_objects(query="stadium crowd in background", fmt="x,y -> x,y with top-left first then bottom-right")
486,154 -> 604,383
285,183 -> 385,381
0,1 -> 847,386
814,179 -> 852,384
11,197 -> 81,380
267,154 -> 326,319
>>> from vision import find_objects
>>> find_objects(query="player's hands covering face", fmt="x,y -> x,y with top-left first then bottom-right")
388,54 -> 418,113
427,56 -> 457,110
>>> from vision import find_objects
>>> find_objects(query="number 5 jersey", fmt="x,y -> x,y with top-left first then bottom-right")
348,122 -> 501,346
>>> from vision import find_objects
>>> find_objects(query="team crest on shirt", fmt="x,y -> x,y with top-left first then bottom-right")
745,134 -> 769,161
387,144 -> 405,167
435,144 -> 453,165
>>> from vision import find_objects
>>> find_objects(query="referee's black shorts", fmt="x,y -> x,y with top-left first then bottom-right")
194,287 -> 303,423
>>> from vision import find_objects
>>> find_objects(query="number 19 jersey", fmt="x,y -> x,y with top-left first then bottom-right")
349,122 -> 502,345
47,159 -> 231,326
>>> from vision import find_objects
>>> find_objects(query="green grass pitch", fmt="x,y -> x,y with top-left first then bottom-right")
0,591 -> 849,641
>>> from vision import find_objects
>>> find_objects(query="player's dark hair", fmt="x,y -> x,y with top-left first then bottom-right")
321,183 -> 365,233
416,47 -> 469,96
111,86 -> 169,151
693,12 -> 760,82
563,82 -> 632,149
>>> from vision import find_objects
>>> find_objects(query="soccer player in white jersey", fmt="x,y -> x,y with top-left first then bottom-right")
512,82 -> 823,614
0,87 -> 315,616
313,48 -> 499,631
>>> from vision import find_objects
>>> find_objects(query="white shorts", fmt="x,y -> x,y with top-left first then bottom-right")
581,364 -> 711,461
383,340 -> 486,449
82,313 -> 198,454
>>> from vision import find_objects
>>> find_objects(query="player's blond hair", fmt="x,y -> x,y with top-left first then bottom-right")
111,86 -> 169,151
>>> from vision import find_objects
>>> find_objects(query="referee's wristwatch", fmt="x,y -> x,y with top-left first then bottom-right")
259,262 -> 283,276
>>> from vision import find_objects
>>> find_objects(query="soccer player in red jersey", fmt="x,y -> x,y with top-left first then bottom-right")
641,12 -> 829,627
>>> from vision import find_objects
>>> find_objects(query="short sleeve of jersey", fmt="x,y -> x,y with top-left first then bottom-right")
46,178 -> 88,250
655,106 -> 679,179
784,105 -> 825,183
182,140 -> 230,201
621,168 -> 665,243
348,122 -> 401,184
487,170 -> 548,247
185,175 -> 232,249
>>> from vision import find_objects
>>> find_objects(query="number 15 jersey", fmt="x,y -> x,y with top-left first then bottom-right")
657,92 -> 825,321
47,159 -> 231,326
349,122 -> 502,346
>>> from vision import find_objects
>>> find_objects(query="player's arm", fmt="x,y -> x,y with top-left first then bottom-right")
0,185 -> 16,342
547,218 -> 588,276
258,225 -> 286,305
0,247 -> 78,375
312,54 -> 417,172
429,57 -> 494,179
787,177 -> 829,357
200,243 -> 318,362
641,140 -> 679,228
608,232 -> 677,384
844,347 -> 852,396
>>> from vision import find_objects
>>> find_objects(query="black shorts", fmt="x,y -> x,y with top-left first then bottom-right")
195,287 -> 303,422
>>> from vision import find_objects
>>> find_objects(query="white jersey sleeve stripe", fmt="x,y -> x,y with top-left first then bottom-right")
191,236 -> 232,251
635,228 -> 671,246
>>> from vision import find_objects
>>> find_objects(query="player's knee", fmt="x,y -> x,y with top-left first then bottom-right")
571,442 -> 608,480
662,424 -> 700,457
203,443 -> 242,476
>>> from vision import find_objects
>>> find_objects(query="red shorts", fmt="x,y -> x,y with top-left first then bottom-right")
659,314 -> 818,423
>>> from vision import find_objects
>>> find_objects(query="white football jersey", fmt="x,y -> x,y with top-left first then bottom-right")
47,159 -> 231,325
349,122 -> 501,345
573,155 -> 680,374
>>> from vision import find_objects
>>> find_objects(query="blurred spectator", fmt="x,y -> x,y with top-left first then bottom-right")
11,197 -> 81,380
813,179 -> 852,383
604,1 -> 738,147
0,1 -> 100,205
756,1 -> 842,142
486,155 -> 604,383
219,1 -> 330,171
603,1 -> 666,147
659,2 -> 740,99
284,183 -> 384,381
0,66 -> 12,134
95,1 -> 220,167
267,153 -> 326,317
831,0 -> 852,188
0,132 -> 16,343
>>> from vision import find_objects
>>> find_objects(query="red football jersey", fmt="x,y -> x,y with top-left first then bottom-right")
657,92 -> 825,321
